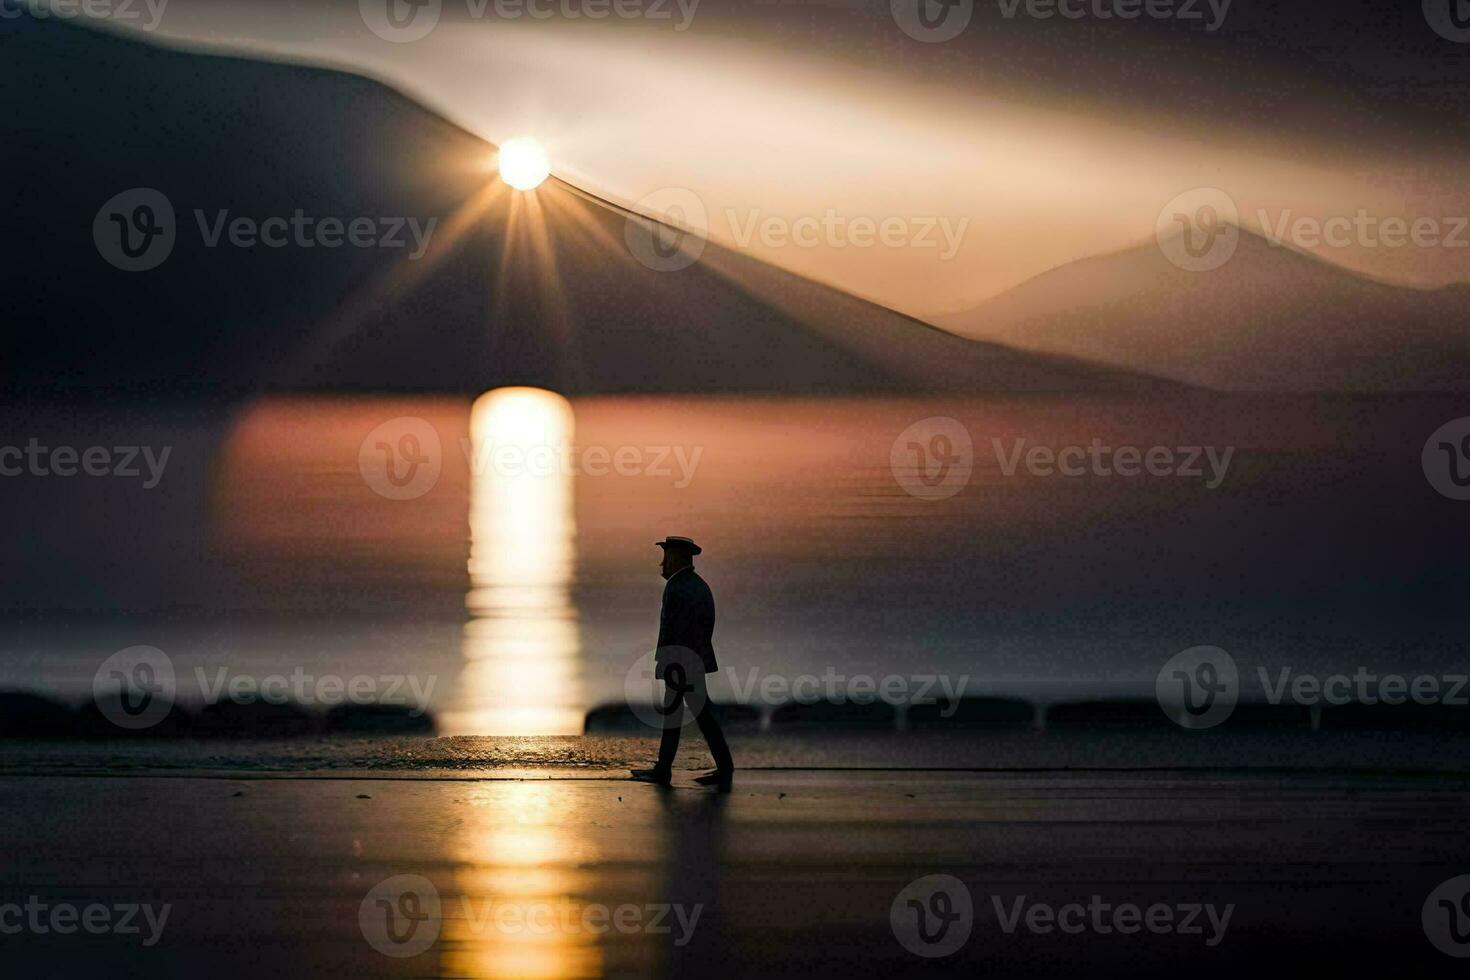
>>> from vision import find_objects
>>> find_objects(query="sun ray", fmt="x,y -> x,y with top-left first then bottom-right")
277,179 -> 509,380
538,187 -> 648,268
489,183 -> 587,391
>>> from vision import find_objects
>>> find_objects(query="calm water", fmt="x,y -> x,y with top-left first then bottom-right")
2,391 -> 1466,733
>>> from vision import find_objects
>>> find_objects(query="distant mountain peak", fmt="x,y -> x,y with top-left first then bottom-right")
937,224 -> 1470,392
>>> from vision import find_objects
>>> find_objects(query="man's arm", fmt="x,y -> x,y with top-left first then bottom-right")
655,589 -> 673,653
656,579 -> 696,655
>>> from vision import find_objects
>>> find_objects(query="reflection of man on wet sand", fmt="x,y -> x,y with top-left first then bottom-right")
631,536 -> 735,787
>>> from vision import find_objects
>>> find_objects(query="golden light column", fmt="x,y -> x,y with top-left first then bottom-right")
440,386 -> 585,735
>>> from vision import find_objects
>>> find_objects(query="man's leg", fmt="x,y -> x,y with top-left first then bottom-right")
654,672 -> 687,772
690,670 -> 733,775
632,664 -> 689,783
694,704 -> 733,773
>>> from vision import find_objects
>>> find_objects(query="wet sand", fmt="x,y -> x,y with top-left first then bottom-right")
3,739 -> 1470,977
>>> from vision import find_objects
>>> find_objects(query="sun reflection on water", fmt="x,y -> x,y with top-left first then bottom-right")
441,783 -> 608,979
439,387 -> 585,736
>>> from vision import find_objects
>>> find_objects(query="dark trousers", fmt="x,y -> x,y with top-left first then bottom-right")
656,661 -> 734,772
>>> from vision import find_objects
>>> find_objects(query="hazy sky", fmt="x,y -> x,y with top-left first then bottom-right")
85,0 -> 1470,317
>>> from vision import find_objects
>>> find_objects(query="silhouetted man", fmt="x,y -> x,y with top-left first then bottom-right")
631,536 -> 735,787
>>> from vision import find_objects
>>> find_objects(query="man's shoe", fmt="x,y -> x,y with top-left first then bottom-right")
629,768 -> 672,785
692,769 -> 733,787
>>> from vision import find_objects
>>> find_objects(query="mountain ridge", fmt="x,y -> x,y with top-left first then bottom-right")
936,226 -> 1470,391
3,15 -> 1176,396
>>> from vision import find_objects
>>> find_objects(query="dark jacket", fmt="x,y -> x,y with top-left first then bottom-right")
655,567 -> 718,674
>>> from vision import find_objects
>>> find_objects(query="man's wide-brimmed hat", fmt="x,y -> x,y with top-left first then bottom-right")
655,535 -> 702,556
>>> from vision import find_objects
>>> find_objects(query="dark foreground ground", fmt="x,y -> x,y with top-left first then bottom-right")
3,734 -> 1470,977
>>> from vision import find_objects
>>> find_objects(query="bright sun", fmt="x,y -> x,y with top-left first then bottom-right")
497,137 -> 550,191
